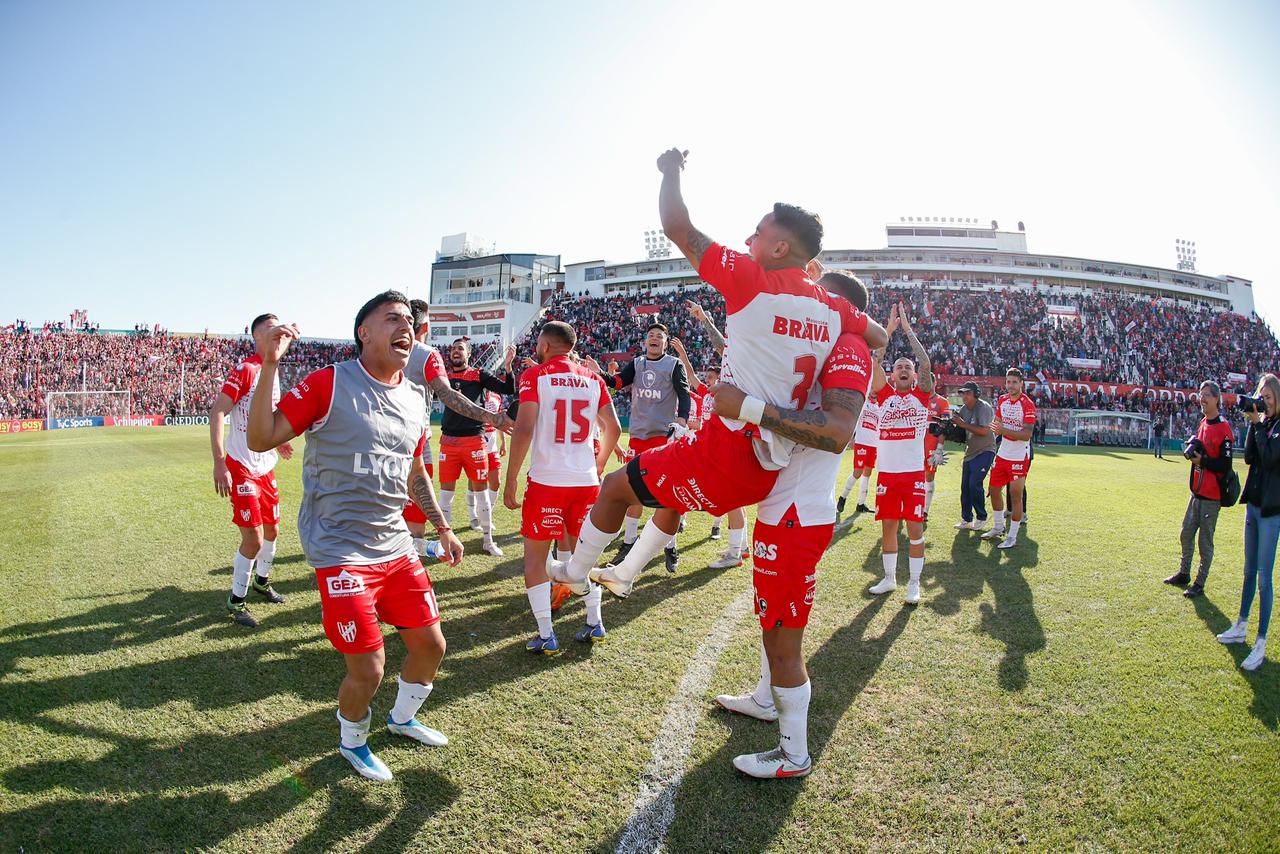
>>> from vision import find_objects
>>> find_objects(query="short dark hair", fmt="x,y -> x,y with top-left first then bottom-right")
1006,367 -> 1025,380
540,320 -> 577,350
409,299 -> 430,333
250,313 -> 277,334
451,337 -> 471,353
354,290 -> 411,355
647,322 -> 668,335
819,270 -> 868,311
772,202 -> 823,260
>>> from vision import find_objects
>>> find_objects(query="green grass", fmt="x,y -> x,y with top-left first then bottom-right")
0,428 -> 1275,853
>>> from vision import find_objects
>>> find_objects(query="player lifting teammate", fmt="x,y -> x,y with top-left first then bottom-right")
984,367 -> 1037,549
555,147 -> 886,598
209,312 -> 292,627
504,322 -> 621,653
247,291 -> 464,783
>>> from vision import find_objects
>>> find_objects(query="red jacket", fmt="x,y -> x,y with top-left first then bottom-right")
1190,416 -> 1234,501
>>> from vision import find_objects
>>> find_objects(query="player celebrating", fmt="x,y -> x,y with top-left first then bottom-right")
923,388 -> 951,519
438,338 -> 516,556
209,312 -> 293,628
504,322 -> 621,653
867,303 -> 934,605
710,269 -> 873,779
983,368 -> 1037,549
479,388 -> 507,525
556,147 -> 886,599
247,291 -> 464,783
838,345 -> 885,515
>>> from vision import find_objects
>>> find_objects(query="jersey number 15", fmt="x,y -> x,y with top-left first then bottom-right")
553,398 -> 591,444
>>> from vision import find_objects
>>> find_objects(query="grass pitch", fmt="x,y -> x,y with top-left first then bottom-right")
0,428 -> 1275,853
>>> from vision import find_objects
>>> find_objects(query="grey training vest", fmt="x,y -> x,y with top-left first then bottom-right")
404,341 -> 436,439
297,359 -> 427,567
628,353 -> 680,440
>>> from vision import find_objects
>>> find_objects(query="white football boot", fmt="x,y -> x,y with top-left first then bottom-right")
714,693 -> 779,722
869,576 -> 897,596
589,566 -> 634,599
732,746 -> 812,779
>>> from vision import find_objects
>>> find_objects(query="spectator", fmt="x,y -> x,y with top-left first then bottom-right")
1164,381 -> 1233,598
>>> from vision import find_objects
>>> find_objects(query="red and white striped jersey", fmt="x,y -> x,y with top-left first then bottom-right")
995,393 -> 1037,462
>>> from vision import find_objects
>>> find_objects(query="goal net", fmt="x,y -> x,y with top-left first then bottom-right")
45,390 -> 133,421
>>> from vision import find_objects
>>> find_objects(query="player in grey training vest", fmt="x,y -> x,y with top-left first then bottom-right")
247,291 -> 464,784
586,321 -> 691,573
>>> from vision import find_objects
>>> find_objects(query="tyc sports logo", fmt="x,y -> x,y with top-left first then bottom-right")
327,569 -> 367,598
337,620 -> 358,645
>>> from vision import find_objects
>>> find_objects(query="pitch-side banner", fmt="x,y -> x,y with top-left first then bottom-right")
49,416 -> 105,430
0,419 -> 45,434
936,375 -> 1238,404
105,415 -> 165,427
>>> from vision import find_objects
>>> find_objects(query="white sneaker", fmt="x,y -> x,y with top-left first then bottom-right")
981,528 -> 1005,541
1242,638 -> 1268,671
715,693 -> 779,722
954,520 -> 974,530
1217,621 -> 1248,644
732,746 -> 811,779
869,576 -> 897,596
709,548 -> 744,569
905,580 -> 921,604
996,535 -> 1018,550
589,566 -> 634,599
482,539 -> 504,557
547,560 -> 589,596
387,716 -> 449,747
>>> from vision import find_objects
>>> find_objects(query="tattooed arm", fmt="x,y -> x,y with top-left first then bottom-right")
898,302 -> 934,394
684,299 -> 726,356
407,453 -> 463,565
429,375 -> 514,434
711,383 -> 864,454
657,147 -> 715,268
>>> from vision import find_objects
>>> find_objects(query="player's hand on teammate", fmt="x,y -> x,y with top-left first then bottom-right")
264,322 -> 300,364
213,457 -> 232,497
708,382 -> 746,420
438,529 -> 465,566
278,441 -> 294,460
656,147 -> 688,174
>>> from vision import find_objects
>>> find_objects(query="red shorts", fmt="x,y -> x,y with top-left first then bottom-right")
875,470 -> 926,522
853,444 -> 877,470
227,456 -> 280,529
521,479 -> 599,540
629,416 -> 778,515
751,514 -> 834,630
402,462 -> 435,524
316,554 -> 440,654
439,435 -> 488,483
989,456 -> 1030,490
487,453 -> 502,475
626,434 -> 668,461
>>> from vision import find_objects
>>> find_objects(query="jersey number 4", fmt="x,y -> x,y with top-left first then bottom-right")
553,398 -> 591,444
789,355 -> 818,409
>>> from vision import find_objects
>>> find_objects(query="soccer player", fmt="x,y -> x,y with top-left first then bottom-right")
247,291 -> 464,783
209,312 -> 292,628
838,346 -> 885,515
556,147 -> 887,599
504,321 -> 621,653
984,368 -> 1037,549
710,268 -> 873,779
403,301 -> 513,557
867,302 -> 934,605
480,388 -> 507,523
923,388 -> 951,519
438,338 -> 517,556
587,321 -> 691,574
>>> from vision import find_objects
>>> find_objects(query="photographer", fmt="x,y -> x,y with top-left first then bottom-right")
1216,374 -> 1280,671
1164,381 -> 1233,598
949,381 -> 996,531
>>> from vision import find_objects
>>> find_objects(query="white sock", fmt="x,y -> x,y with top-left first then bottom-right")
909,555 -> 924,583
440,489 -> 455,527
232,551 -> 254,598
881,551 -> 897,581
924,482 -> 935,512
467,490 -> 478,518
752,638 -> 774,708
338,708 -> 371,749
624,515 -> 640,544
585,582 -> 603,628
526,581 -> 553,638
1007,520 -> 1021,539
559,549 -> 573,569
475,489 -> 494,538
991,512 -> 1005,533
389,676 -> 433,725
728,526 -> 746,553
713,515 -> 724,527
858,475 -> 870,504
772,681 -> 811,764
667,530 -> 678,550
255,539 -> 276,581
840,473 -> 857,500
489,488 -> 499,508
617,519 -> 676,582
566,517 -> 621,583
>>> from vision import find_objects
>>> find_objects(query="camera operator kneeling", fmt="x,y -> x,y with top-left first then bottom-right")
1165,381 -> 1233,598
1216,374 -> 1280,671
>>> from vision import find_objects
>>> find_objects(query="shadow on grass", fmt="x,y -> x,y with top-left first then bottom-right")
1191,594 -> 1278,731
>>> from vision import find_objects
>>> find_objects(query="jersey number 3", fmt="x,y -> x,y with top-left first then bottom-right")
789,355 -> 818,409
553,399 -> 591,444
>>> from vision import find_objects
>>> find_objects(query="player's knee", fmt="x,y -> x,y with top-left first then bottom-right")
240,527 -> 265,554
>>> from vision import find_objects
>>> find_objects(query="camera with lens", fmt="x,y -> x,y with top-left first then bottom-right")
1238,394 -> 1266,414
929,412 -> 967,443
1183,436 -> 1205,461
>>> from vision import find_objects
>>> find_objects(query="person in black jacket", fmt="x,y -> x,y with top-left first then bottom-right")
1216,373 -> 1280,671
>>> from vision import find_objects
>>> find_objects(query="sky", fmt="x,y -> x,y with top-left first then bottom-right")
2,0 -> 1279,339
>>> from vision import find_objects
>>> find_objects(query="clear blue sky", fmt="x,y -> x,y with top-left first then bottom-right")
3,0 -> 1278,338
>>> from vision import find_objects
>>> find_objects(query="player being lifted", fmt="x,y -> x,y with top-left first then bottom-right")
983,367 -> 1036,549
209,312 -> 293,627
553,147 -> 887,599
711,267 -> 873,779
438,337 -> 516,557
867,302 -> 934,605
403,300 -> 513,558
247,291 -> 464,783
585,321 -> 691,574
838,344 -> 885,515
504,322 -> 621,654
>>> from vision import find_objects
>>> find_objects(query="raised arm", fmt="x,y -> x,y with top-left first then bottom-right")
670,337 -> 700,389
429,376 -> 514,433
657,148 -> 714,268
898,302 -> 933,394
711,381 -> 863,454
247,324 -> 301,452
684,299 -> 726,356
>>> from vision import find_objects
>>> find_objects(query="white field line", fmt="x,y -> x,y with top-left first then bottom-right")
615,587 -> 753,854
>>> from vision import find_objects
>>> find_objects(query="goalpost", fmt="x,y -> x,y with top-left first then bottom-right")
45,390 -> 132,426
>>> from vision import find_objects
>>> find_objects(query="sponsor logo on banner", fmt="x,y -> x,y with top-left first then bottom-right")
337,621 -> 358,645
470,309 -> 505,320
327,569 -> 367,598
935,374 -> 1244,406
164,415 -> 211,426
52,416 -> 105,430
0,419 -> 45,434
105,415 -> 165,427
